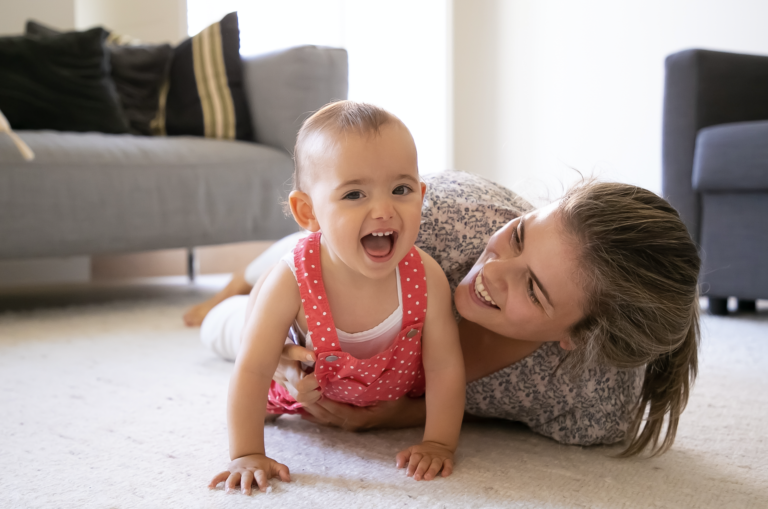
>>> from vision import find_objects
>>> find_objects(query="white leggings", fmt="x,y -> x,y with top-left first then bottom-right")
199,231 -> 308,361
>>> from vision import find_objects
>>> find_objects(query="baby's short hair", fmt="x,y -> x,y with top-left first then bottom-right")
292,100 -> 397,191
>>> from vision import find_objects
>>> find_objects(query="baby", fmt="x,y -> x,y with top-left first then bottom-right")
208,101 -> 466,495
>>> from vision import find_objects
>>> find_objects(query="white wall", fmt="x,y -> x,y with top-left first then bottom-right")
453,0 -> 768,204
0,0 -> 75,35
75,0 -> 187,43
188,0 -> 451,175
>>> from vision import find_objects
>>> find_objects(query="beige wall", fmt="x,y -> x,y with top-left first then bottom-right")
75,0 -> 187,43
452,0 -> 768,204
0,0 -> 75,35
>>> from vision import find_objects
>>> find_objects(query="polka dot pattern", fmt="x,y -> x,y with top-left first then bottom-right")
266,232 -> 426,414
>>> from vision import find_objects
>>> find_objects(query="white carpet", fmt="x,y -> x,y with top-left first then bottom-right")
1,290 -> 766,508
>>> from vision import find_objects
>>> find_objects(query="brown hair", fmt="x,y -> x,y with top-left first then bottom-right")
292,100 -> 396,192
558,182 -> 700,456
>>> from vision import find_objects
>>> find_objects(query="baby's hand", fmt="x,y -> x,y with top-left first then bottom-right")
209,454 -> 290,495
396,441 -> 455,481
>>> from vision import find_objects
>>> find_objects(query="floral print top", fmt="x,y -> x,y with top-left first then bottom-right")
416,171 -> 644,446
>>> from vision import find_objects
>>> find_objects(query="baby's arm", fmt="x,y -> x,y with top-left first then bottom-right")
396,248 -> 466,481
209,262 -> 301,494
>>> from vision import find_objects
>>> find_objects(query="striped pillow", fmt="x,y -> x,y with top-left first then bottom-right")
157,12 -> 252,141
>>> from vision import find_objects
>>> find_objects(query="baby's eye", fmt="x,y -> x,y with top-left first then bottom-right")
343,191 -> 363,200
393,185 -> 412,196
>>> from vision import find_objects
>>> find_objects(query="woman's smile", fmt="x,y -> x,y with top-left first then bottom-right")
473,270 -> 499,308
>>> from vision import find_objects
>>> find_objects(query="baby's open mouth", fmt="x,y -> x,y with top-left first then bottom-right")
361,230 -> 397,259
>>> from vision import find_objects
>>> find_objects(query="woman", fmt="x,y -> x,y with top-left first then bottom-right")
186,170 -> 700,456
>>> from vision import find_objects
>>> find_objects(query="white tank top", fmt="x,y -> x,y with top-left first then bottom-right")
280,246 -> 404,360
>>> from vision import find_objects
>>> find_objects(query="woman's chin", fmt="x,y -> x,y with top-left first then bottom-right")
454,284 -> 475,321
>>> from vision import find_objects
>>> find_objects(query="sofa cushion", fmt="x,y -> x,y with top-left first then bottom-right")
0,28 -> 129,134
692,120 -> 768,191
26,20 -> 173,137
0,131 -> 297,258
242,45 -> 349,154
162,12 -> 253,141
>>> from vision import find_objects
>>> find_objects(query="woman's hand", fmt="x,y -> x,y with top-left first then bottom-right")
274,344 -> 427,430
273,344 -> 321,404
209,454 -> 290,495
396,441 -> 455,481
301,395 -> 427,431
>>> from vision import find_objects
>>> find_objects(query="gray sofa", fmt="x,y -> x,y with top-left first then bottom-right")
662,49 -> 768,315
0,45 -> 347,260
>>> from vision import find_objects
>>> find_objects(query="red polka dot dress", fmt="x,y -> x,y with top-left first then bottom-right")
267,232 -> 426,414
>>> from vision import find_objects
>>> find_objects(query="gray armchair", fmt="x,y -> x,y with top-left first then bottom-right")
662,49 -> 768,315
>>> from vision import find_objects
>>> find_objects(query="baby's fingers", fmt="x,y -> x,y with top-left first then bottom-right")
406,453 -> 423,477
395,449 -> 411,469
423,457 -> 444,481
254,470 -> 269,492
275,462 -> 291,483
413,455 -> 433,481
240,470 -> 254,495
441,458 -> 455,478
225,472 -> 242,493
208,470 -> 230,489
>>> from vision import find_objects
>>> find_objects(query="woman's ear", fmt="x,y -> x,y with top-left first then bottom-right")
289,190 -> 320,232
559,337 -> 576,351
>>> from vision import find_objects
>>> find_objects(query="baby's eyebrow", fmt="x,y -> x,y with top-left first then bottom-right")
336,178 -> 371,189
395,174 -> 420,184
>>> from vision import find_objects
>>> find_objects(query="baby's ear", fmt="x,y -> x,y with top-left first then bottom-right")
559,337 -> 576,351
419,181 -> 427,201
289,191 -> 320,232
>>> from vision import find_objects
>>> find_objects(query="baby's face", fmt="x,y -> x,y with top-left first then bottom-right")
302,123 -> 425,280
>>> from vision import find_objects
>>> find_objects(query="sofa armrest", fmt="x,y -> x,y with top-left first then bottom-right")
662,49 -> 768,242
693,120 -> 768,192
241,45 -> 348,154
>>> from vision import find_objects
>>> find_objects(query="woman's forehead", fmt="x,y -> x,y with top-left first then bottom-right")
523,202 -> 583,315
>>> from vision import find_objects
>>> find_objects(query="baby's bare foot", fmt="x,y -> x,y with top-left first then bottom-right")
183,299 -> 218,327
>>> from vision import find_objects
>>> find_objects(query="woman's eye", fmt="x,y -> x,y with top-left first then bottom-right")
510,225 -> 521,251
392,185 -> 412,196
527,277 -> 541,306
343,191 -> 363,200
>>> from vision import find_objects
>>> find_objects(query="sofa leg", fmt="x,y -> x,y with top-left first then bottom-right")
708,297 -> 729,316
737,299 -> 757,312
187,248 -> 196,283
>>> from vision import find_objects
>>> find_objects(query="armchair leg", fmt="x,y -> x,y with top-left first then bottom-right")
737,299 -> 757,312
708,297 -> 729,316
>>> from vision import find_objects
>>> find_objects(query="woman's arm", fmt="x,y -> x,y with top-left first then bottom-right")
302,393 -> 427,430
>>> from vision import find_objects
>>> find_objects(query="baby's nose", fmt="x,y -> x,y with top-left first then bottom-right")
371,199 -> 395,220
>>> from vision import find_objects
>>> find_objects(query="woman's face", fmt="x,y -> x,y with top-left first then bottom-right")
454,202 -> 585,349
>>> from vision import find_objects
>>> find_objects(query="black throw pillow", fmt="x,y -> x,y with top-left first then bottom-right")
161,12 -> 253,141
0,27 -> 129,133
26,20 -> 172,136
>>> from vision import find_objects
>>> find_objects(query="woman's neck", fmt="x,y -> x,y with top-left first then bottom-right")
458,320 -> 546,383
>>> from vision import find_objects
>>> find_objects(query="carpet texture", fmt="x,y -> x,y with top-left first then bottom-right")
1,294 -> 766,508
